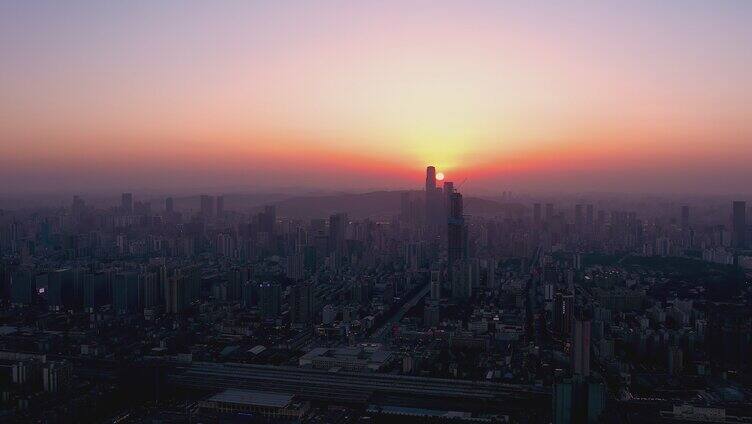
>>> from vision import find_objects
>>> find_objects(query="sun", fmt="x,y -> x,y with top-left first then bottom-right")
435,172 -> 445,181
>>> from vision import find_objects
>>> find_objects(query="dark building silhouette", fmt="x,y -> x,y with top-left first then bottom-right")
732,200 -> 746,248
216,195 -> 224,217
290,281 -> 314,324
572,317 -> 590,377
554,292 -> 574,336
681,205 -> 690,229
447,192 -> 467,270
554,375 -> 605,424
121,193 -> 133,213
585,204 -> 594,227
200,195 -> 215,219
707,302 -> 751,370
546,203 -> 554,222
259,282 -> 281,318
425,166 -> 443,227
113,272 -> 139,314
328,213 -> 347,254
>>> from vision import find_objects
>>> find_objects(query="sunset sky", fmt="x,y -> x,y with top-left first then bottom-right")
2,1 -> 751,194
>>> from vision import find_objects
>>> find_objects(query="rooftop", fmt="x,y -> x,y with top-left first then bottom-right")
207,389 -> 293,408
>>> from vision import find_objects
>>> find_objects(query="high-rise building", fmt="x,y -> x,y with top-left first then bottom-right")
216,195 -> 224,217
47,268 -> 74,310
121,193 -> 133,213
10,271 -> 34,305
443,181 -> 454,223
286,251 -> 305,281
328,213 -> 347,254
165,197 -> 174,213
425,165 -> 436,195
554,292 -> 574,336
400,192 -> 412,223
43,361 -> 72,393
165,267 -> 200,314
200,195 -> 215,219
82,272 -> 110,309
425,166 -> 442,227
140,272 -> 160,309
430,271 -> 441,300
545,203 -> 554,222
487,258 -> 498,289
71,195 -> 86,218
451,261 -> 472,299
424,301 -> 440,327
575,204 -> 584,229
732,201 -> 746,248
681,205 -> 690,229
259,282 -> 281,318
259,205 -> 276,235
447,192 -> 467,269
668,346 -> 683,375
706,302 -> 750,370
112,272 -> 140,314
533,203 -> 542,224
289,281 -> 313,324
572,317 -> 591,377
585,204 -> 594,227
553,376 -> 605,424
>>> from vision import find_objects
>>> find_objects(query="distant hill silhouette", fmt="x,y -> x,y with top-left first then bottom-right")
261,190 -> 527,219
169,193 -> 292,212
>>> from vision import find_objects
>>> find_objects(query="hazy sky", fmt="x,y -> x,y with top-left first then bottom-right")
1,1 -> 751,194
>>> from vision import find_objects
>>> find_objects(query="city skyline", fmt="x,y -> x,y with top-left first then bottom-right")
2,1 -> 752,194
2,2 -> 752,422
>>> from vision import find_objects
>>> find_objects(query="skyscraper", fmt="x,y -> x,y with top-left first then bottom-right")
585,204 -> 594,227
572,317 -> 591,377
47,268 -> 74,309
121,193 -> 133,213
425,166 -> 436,195
533,203 -> 542,225
328,213 -> 347,254
400,192 -> 411,223
443,181 -> 454,224
425,166 -> 442,227
487,258 -> 498,289
165,197 -> 174,213
259,282 -> 281,318
575,204 -> 584,229
681,205 -> 690,229
554,376 -> 605,424
289,281 -> 314,324
113,272 -> 140,314
430,270 -> 441,300
447,192 -> 467,269
546,203 -> 554,222
259,205 -> 276,235
554,292 -> 574,336
200,195 -> 215,219
732,201 -> 746,248
216,195 -> 224,217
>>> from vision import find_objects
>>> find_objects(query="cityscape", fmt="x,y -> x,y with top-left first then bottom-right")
1,169 -> 750,422
2,1 -> 752,423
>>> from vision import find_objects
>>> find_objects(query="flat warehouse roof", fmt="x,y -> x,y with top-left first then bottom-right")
208,389 -> 293,408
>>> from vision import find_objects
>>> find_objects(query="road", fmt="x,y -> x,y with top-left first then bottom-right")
370,284 -> 430,340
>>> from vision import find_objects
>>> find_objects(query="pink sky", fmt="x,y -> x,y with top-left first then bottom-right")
1,1 -> 751,194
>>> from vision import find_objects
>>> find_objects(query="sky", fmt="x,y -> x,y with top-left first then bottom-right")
1,0 -> 751,195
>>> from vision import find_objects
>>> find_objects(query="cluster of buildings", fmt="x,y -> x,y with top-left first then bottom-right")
0,168 -> 750,422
